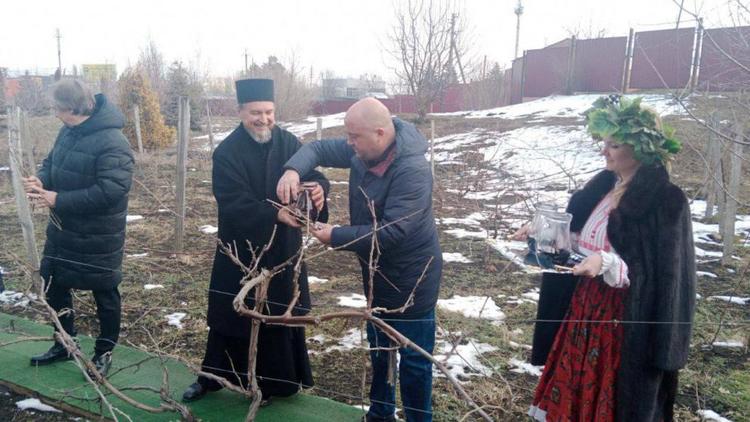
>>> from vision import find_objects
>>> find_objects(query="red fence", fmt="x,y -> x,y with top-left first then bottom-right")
511,25 -> 750,103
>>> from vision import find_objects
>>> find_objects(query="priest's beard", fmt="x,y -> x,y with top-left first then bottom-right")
248,126 -> 273,144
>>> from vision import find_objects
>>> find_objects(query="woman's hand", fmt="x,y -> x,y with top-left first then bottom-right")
572,253 -> 603,278
511,223 -> 532,241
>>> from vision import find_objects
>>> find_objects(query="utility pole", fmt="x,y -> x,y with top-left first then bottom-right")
514,0 -> 524,59
55,28 -> 62,80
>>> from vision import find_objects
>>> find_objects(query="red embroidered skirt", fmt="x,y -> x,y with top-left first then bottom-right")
530,277 -> 627,422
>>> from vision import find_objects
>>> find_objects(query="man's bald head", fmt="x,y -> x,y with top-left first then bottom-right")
344,98 -> 396,162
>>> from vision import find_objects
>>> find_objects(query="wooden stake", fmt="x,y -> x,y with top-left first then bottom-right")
7,106 -> 40,271
133,105 -> 144,154
174,97 -> 190,253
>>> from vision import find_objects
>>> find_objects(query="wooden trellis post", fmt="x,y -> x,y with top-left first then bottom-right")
133,105 -> 144,154
721,127 -> 743,265
7,106 -> 41,272
174,97 -> 190,253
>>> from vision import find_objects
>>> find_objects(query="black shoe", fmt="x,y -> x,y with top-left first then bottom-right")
87,352 -> 112,378
182,382 -> 207,402
30,341 -> 76,366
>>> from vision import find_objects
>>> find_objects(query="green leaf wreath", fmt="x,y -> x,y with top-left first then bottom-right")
584,95 -> 682,166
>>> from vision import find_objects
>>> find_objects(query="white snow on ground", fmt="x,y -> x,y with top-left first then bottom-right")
282,112 -> 347,137
437,295 -> 505,323
442,252 -> 472,263
338,293 -> 367,308
439,217 -> 483,226
325,328 -> 366,352
0,166 -> 10,171
697,409 -> 734,422
330,181 -> 349,185
165,312 -> 187,329
708,296 -> 750,305
16,398 -> 61,413
433,338 -> 498,380
126,215 -> 144,223
308,276 -> 329,284
433,94 -> 685,120
509,358 -> 544,377
0,291 -> 37,308
697,271 -> 718,278
522,288 -> 540,302
127,253 -> 148,258
144,284 -> 164,290
199,225 -> 218,234
712,340 -> 745,349
444,228 -> 488,239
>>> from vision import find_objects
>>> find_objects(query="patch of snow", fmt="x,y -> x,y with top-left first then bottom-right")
0,291 -> 37,308
697,409 -> 734,422
486,238 -> 541,274
445,227 -> 488,239
282,112 -> 346,137
433,94 -> 685,120
442,252 -> 472,263
697,271 -> 718,278
126,215 -> 144,223
144,284 -> 164,290
308,276 -> 329,284
199,225 -> 218,234
325,328 -> 366,352
127,253 -> 148,258
522,288 -> 540,302
509,358 -> 543,377
437,295 -> 505,323
0,166 -> 10,171
433,338 -> 498,380
16,398 -> 61,413
166,312 -> 187,329
337,293 -> 367,308
440,217 -> 483,226
708,296 -> 749,305
712,340 -> 745,349
330,181 -> 349,185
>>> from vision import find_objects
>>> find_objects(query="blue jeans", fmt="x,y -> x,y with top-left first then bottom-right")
366,309 -> 435,422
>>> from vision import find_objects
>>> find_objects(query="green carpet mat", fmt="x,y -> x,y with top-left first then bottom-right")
0,312 -> 363,421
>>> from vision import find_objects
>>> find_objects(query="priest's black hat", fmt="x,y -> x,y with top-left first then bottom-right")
235,78 -> 274,104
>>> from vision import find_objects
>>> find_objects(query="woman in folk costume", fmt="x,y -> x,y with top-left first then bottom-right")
528,95 -> 696,422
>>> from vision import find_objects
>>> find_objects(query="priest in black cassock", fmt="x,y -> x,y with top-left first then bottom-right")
182,79 -> 329,404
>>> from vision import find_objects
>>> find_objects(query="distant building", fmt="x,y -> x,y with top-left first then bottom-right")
321,77 -> 387,100
82,64 -> 117,84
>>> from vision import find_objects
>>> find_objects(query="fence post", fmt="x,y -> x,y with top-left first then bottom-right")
565,36 -> 577,95
174,97 -> 190,253
704,114 -> 721,219
206,102 -> 215,153
721,127 -> 743,265
133,105 -> 144,154
8,106 -> 41,273
316,117 -> 323,141
430,119 -> 436,176
621,28 -> 635,93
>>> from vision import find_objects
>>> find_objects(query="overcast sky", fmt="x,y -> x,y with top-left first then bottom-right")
0,0 -> 737,81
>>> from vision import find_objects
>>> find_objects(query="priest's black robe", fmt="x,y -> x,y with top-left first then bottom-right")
199,124 -> 329,397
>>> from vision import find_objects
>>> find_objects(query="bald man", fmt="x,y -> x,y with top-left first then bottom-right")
277,98 -> 442,422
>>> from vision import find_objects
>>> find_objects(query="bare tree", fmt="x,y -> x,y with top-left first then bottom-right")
388,0 -> 471,121
564,19 -> 609,39
244,54 -> 315,121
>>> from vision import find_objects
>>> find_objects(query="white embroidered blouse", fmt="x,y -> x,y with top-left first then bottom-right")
574,192 -> 630,288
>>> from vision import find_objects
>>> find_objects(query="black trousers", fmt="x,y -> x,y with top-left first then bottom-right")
46,282 -> 121,355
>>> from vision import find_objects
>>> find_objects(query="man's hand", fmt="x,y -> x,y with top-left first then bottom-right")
27,187 -> 57,209
277,207 -> 301,228
311,223 -> 333,245
277,170 -> 301,205
304,182 -> 325,212
23,176 -> 43,193
572,253 -> 603,278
